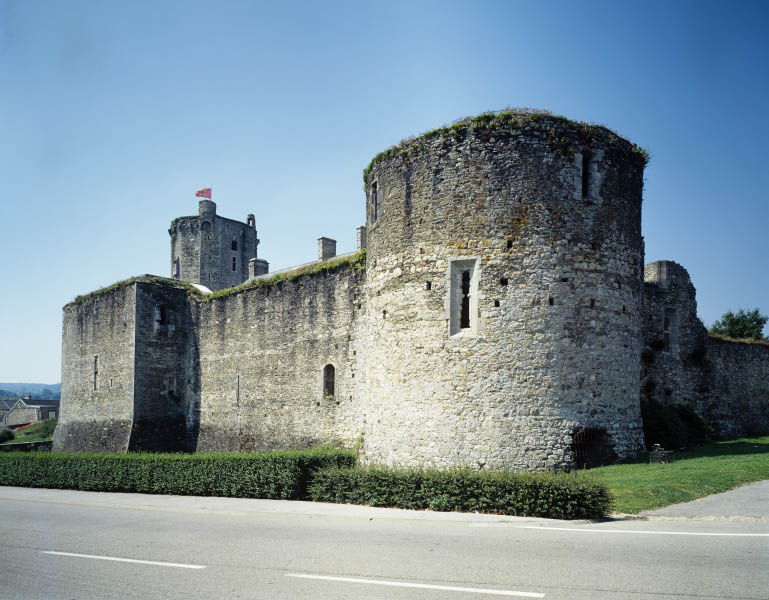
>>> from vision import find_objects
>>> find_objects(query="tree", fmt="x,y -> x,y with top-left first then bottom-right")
710,308 -> 768,341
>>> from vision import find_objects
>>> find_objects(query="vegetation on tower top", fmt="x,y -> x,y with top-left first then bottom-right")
363,108 -> 649,184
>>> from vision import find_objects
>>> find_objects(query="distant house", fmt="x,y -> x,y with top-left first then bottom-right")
4,396 -> 60,427
0,398 -> 17,425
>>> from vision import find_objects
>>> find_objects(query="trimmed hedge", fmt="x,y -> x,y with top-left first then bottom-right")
0,448 -> 354,500
308,466 -> 612,519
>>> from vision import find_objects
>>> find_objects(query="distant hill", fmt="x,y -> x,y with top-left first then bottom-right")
0,383 -> 61,400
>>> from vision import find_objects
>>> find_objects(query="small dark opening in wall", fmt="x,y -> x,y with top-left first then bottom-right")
559,277 -> 569,282
507,240 -> 513,249
232,257 -> 237,271
591,241 -> 599,251
157,306 -> 167,325
460,270 -> 471,329
420,247 -> 424,254
590,298 -> 595,308
426,281 -> 431,290
323,364 -> 335,397
582,150 -> 592,198
371,182 -> 378,221
500,278 -> 508,286
231,240 -> 238,251
622,305 -> 626,313
548,297 -> 554,306
571,427 -> 617,469
382,310 -> 386,319
494,300 -> 500,307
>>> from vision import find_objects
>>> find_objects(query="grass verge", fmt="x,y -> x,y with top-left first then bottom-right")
583,436 -> 769,514
0,419 -> 57,445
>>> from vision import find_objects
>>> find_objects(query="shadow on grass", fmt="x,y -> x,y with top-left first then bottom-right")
597,436 -> 769,468
676,437 -> 769,459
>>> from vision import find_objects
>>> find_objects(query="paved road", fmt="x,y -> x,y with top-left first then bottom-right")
642,480 -> 769,522
1,486 -> 767,600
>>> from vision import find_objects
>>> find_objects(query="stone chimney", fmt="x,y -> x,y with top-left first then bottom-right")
356,225 -> 367,250
318,237 -> 337,261
248,257 -> 269,278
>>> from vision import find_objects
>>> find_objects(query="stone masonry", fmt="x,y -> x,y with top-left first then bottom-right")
54,110 -> 769,468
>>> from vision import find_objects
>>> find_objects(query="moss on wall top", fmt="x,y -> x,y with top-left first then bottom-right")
709,333 -> 769,347
66,276 -> 203,309
203,249 -> 366,302
66,251 -> 367,309
363,108 -> 649,184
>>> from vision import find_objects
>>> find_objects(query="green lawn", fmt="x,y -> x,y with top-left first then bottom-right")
582,436 -> 769,514
1,419 -> 57,445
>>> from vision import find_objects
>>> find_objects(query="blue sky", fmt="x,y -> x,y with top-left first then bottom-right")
1,0 -> 767,382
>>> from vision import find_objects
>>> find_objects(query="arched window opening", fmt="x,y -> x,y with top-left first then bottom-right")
323,364 -> 335,398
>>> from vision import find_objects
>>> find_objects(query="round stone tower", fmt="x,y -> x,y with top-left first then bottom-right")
361,110 -> 648,470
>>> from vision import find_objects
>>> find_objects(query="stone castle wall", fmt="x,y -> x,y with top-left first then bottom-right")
56,111 -> 767,468
55,284 -> 137,452
361,115 -> 647,470
190,265 -> 366,452
641,261 -> 769,439
55,265 -> 368,454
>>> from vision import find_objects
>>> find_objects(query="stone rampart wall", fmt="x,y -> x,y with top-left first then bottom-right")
54,285 -> 137,452
641,261 -> 769,439
191,266 -> 366,451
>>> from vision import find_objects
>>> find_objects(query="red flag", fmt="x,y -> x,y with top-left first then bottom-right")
195,188 -> 212,199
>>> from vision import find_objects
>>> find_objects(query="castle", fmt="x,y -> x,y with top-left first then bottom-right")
54,111 -> 769,470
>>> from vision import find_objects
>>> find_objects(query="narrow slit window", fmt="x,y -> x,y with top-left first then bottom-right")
449,258 -> 479,336
231,240 -> 238,251
323,364 -> 335,397
426,281 -> 432,290
460,270 -> 471,329
93,356 -> 98,391
582,150 -> 592,198
232,257 -> 237,271
371,182 -> 378,222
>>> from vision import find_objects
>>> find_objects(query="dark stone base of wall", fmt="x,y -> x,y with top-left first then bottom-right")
128,416 -> 189,452
53,420 -> 132,453
193,425 -> 345,454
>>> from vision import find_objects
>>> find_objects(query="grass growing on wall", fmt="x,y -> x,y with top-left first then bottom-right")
66,251 -> 367,308
203,249 -> 366,301
583,436 -> 769,514
362,108 -> 649,184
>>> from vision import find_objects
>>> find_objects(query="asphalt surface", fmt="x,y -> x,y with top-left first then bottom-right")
641,480 -> 769,522
1,486 -> 767,600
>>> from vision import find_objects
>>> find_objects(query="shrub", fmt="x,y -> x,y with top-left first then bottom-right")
0,427 -> 14,443
308,466 -> 612,519
641,398 -> 711,450
0,448 -> 355,499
